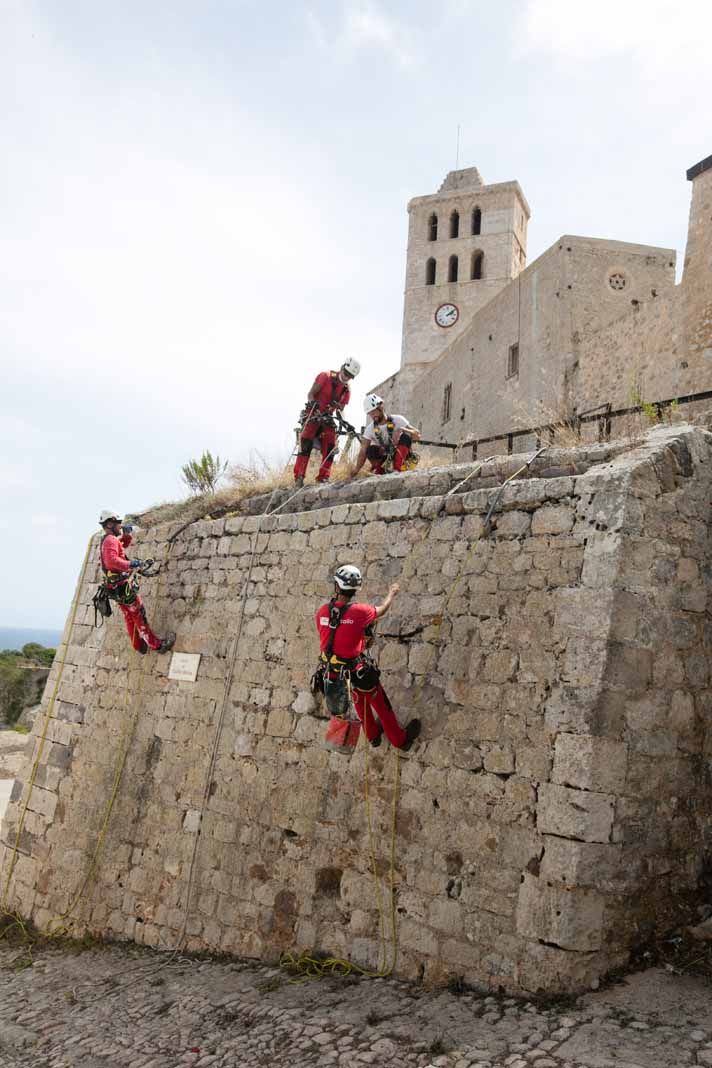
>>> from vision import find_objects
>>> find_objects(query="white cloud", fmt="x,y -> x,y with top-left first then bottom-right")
342,2 -> 418,68
306,2 -> 419,69
517,0 -> 712,69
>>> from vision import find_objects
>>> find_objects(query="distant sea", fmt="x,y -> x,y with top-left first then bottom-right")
0,626 -> 63,652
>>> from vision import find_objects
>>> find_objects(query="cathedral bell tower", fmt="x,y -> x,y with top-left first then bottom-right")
401,167 -> 530,368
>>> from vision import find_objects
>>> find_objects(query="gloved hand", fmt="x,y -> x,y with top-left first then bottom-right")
129,559 -> 143,569
122,523 -> 134,534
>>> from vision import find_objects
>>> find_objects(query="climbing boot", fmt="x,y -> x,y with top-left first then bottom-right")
157,632 -> 176,654
294,476 -> 304,489
400,719 -> 421,752
370,730 -> 383,749
137,639 -> 149,655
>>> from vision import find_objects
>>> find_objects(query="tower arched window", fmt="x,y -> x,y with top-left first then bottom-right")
428,214 -> 438,241
448,255 -> 459,283
471,207 -> 482,236
471,251 -> 484,280
425,257 -> 436,285
449,210 -> 460,239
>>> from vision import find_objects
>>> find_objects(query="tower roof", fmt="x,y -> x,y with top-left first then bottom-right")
438,167 -> 484,193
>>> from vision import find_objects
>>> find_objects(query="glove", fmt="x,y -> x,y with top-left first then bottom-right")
129,559 -> 143,569
122,523 -> 134,534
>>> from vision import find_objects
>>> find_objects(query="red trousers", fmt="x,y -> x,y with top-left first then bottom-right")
352,684 -> 406,748
118,596 -> 162,652
294,419 -> 337,482
366,442 -> 411,475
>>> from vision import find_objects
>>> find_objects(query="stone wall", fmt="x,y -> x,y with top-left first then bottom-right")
2,426 -> 712,995
575,162 -> 712,417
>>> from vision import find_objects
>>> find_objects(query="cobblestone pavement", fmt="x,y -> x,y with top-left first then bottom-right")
2,944 -> 712,1067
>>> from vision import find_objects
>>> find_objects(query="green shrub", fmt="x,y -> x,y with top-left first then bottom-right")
181,450 -> 229,496
0,644 -> 55,725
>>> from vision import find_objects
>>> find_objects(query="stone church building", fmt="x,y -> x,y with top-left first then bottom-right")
374,154 -> 712,453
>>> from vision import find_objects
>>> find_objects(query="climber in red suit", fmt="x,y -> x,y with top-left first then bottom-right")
98,510 -> 175,655
293,357 -> 361,487
315,565 -> 421,750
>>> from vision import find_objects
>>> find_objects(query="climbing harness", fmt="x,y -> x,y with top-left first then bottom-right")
368,418 -> 419,473
314,600 -> 363,749
92,559 -> 158,624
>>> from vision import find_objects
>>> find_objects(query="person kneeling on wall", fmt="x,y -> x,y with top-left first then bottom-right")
98,510 -> 175,655
315,565 -> 420,750
350,394 -> 420,478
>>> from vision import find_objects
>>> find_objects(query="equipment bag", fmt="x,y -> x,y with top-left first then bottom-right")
351,656 -> 380,693
323,673 -> 350,717
324,713 -> 361,754
92,585 -> 112,627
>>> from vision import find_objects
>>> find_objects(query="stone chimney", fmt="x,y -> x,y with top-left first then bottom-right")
683,154 -> 712,364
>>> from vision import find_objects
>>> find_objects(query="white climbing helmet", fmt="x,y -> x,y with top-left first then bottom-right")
99,509 -> 122,526
341,357 -> 361,378
333,564 -> 362,591
363,393 -> 384,416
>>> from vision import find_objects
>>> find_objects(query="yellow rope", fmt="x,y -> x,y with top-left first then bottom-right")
280,739 -> 401,982
1,537 -> 94,910
45,540 -> 175,937
281,448 -> 546,983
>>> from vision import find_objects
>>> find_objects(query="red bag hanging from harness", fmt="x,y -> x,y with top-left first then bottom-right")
324,712 -> 361,754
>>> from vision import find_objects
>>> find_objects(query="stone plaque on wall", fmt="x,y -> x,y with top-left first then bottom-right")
168,652 -> 201,682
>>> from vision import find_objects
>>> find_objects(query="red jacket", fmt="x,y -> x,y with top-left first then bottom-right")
100,533 -> 133,574
310,371 -> 350,414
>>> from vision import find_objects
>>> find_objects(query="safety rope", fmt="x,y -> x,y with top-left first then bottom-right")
281,446 -> 548,982
1,528 -> 177,952
45,540 -> 175,937
1,537 -> 94,909
280,737 -> 401,982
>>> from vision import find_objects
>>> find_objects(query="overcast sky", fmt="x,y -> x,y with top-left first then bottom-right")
1,0 -> 710,629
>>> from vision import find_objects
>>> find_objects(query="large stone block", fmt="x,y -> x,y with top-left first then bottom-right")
537,783 -> 614,843
531,504 -> 574,536
516,873 -> 605,951
552,733 -> 628,793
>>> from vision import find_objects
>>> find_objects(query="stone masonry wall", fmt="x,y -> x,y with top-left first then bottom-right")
2,426 -> 712,995
576,164 -> 712,415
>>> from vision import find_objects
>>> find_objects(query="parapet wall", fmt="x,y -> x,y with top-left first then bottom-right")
2,426 -> 712,994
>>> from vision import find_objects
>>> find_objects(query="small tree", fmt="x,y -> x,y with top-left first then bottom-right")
181,450 -> 229,496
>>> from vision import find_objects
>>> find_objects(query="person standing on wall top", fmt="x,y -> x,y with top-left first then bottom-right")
98,510 -> 175,655
315,565 -> 421,750
350,394 -> 420,477
293,357 -> 361,487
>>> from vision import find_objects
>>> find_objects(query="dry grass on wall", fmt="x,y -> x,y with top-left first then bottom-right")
135,435 -> 450,531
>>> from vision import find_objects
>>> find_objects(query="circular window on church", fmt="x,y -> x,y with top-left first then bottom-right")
609,272 -> 627,291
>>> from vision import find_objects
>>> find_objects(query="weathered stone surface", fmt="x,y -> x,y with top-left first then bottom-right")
516,873 -> 605,951
552,733 -> 628,793
2,427 -> 712,1000
538,784 -> 615,844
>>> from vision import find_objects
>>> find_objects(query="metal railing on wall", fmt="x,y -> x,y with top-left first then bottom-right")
455,388 -> 712,460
